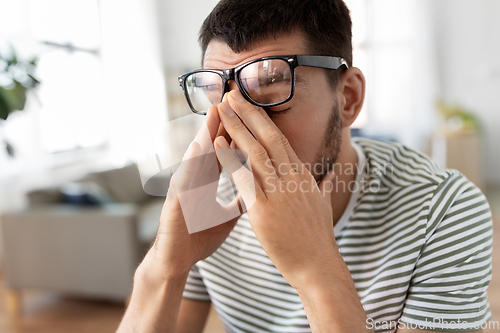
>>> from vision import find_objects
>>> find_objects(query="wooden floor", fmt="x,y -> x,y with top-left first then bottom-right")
0,284 -> 225,333
1,190 -> 499,333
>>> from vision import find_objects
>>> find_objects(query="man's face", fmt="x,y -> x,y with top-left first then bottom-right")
203,32 -> 343,181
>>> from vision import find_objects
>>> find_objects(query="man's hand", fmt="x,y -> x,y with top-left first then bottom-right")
117,102 -> 241,333
139,101 -> 241,283
214,90 -> 372,332
214,90 -> 338,289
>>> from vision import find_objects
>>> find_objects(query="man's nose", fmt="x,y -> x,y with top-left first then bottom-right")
227,80 -> 239,92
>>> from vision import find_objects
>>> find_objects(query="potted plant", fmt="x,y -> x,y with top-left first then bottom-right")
0,46 -> 39,157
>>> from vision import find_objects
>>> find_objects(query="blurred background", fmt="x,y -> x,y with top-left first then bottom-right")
0,0 -> 499,332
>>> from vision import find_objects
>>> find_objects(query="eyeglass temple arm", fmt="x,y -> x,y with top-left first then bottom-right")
295,55 -> 349,70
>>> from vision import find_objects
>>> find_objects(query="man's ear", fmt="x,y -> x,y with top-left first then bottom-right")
337,67 -> 365,128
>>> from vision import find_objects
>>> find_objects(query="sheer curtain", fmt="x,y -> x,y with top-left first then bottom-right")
0,0 -> 168,174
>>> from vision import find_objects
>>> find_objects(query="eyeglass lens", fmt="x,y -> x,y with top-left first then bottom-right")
185,59 -> 292,113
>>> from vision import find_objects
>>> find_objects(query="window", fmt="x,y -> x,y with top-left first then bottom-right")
29,0 -> 108,153
344,0 -> 432,149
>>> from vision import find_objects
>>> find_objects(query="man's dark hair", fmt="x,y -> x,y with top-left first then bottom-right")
199,0 -> 352,87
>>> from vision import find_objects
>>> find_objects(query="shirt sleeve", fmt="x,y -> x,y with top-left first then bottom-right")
182,264 -> 211,302
399,174 -> 493,331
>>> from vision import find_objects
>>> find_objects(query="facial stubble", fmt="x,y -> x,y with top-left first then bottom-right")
311,100 -> 343,182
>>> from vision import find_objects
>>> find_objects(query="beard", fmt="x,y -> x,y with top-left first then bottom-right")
310,100 -> 343,182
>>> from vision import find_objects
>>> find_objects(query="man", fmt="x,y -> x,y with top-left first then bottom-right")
117,0 -> 492,332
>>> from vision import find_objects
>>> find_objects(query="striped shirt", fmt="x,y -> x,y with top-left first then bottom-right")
182,137 -> 493,332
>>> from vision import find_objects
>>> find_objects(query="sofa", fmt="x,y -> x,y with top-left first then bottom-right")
0,163 -> 166,317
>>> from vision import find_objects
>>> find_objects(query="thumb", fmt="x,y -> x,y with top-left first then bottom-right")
214,136 -> 260,212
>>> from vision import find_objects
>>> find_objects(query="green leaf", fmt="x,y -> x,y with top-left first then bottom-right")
0,81 -> 27,115
13,84 -> 26,110
11,81 -> 27,110
0,88 -> 13,120
0,46 -> 39,120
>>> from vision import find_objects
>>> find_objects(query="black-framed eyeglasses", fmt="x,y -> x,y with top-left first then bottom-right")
178,55 -> 348,115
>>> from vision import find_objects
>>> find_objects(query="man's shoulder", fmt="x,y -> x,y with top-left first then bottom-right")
349,137 -> 490,257
352,136 -> 461,188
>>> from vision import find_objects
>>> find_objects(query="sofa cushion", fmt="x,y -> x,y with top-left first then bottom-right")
27,187 -> 63,205
59,181 -> 115,206
83,164 -> 150,204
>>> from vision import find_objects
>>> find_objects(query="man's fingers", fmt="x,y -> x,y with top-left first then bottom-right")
217,101 -> 277,181
214,136 -> 263,211
206,105 -> 221,143
228,90 -> 304,172
174,142 -> 207,194
258,111 -> 305,175
192,107 -> 218,156
227,91 -> 293,177
201,107 -> 223,179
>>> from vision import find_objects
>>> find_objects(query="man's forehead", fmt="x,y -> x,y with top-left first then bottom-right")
202,32 -> 309,69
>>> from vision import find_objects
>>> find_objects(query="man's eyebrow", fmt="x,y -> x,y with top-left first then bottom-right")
294,73 -> 308,86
